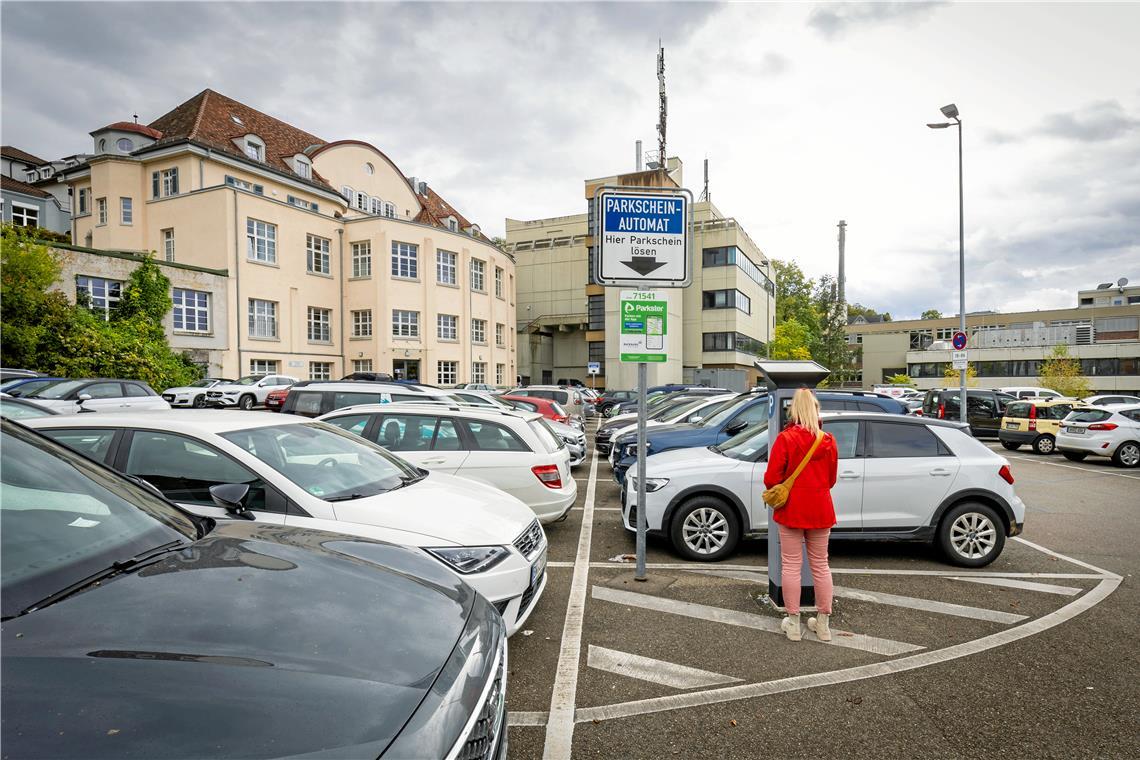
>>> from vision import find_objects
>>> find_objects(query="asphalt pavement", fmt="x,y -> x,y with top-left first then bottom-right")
505,421 -> 1139,759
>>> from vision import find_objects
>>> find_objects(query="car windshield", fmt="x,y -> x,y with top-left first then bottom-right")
27,380 -> 90,399
1,421 -> 198,619
657,397 -> 708,421
692,398 -> 735,420
231,375 -> 264,386
0,400 -> 56,419
220,422 -> 421,501
714,423 -> 769,461
699,396 -> 755,428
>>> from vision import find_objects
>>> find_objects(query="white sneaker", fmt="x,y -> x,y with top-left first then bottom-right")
780,614 -> 802,642
807,613 -> 832,642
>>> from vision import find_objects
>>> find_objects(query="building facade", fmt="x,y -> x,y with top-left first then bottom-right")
52,89 -> 515,383
504,159 -> 775,389
847,283 -> 1140,394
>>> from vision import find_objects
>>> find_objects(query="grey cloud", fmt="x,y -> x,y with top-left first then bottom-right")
1039,100 -> 1140,142
807,1 -> 944,39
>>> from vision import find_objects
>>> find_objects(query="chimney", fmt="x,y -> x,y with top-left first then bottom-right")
837,220 -> 847,317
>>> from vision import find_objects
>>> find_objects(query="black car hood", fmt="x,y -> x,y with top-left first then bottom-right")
1,522 -> 475,759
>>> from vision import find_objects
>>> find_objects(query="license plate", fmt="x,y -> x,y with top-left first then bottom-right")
1067,427 -> 1085,435
530,550 -> 547,586
1006,422 -> 1020,430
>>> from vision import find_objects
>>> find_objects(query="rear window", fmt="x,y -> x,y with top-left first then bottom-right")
290,391 -> 324,417
529,419 -> 564,454
333,392 -> 383,409
1067,409 -> 1111,423
551,402 -> 567,417
1005,402 -> 1032,419
1045,404 -> 1076,420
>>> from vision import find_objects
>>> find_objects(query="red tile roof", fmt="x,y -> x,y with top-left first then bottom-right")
414,183 -> 489,242
95,121 -> 164,140
1,146 -> 48,166
1,174 -> 52,198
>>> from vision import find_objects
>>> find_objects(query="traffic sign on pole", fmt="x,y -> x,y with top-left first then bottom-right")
619,291 -> 667,363
587,361 -> 600,375
594,188 -> 692,288
952,331 -> 968,350
952,350 -> 968,370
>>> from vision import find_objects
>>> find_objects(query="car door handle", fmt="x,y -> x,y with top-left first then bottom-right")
929,468 -> 952,476
422,457 -> 447,465
839,471 -> 861,480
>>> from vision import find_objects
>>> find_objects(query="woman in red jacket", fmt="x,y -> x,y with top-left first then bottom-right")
763,388 -> 839,642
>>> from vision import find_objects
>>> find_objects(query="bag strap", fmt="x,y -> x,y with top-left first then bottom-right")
783,431 -> 825,489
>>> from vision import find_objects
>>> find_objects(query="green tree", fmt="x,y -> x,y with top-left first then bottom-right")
811,274 -> 852,381
847,303 -> 892,323
769,317 -> 813,360
771,259 -> 818,332
1,226 -> 73,368
944,362 -> 978,388
1039,345 -> 1090,398
921,309 -> 943,320
886,373 -> 913,386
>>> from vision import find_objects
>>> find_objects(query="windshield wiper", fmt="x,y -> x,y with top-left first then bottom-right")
325,492 -> 369,502
7,540 -> 190,620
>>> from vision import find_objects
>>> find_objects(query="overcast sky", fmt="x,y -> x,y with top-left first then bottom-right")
3,1 -> 1138,319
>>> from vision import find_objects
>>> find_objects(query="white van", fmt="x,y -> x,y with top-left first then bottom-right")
998,386 -> 1063,400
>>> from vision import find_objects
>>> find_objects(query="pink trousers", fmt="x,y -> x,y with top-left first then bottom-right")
777,525 -> 833,615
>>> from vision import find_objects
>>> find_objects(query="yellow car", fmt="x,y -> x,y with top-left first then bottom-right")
999,398 -> 1091,454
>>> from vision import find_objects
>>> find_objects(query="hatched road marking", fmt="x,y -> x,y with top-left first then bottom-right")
950,576 -> 1082,596
587,645 -> 743,689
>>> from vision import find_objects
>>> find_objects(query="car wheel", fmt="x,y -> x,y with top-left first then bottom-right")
1112,441 -> 1140,468
192,394 -> 207,408
938,502 -> 1005,568
1032,434 -> 1056,455
602,404 -> 616,418
1000,441 -> 1021,451
238,394 -> 255,411
669,497 -> 740,562
1062,451 -> 1088,462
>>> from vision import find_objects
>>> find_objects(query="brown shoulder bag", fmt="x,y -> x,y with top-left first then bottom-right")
762,431 -> 825,509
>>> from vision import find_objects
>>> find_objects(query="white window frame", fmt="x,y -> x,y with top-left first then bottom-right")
351,241 -> 372,278
496,323 -> 505,347
370,197 -> 385,215
96,197 -> 107,225
391,241 -> 418,279
246,218 -> 277,264
495,267 -> 504,298
472,362 -> 487,384
153,168 -> 179,198
120,197 -> 133,225
77,188 -> 89,215
392,309 -> 420,338
383,201 -> 397,219
306,234 -> 331,275
162,228 -> 175,262
307,306 -> 332,343
294,155 -> 312,179
309,361 -> 332,381
472,318 -> 487,344
76,275 -> 122,320
11,203 -> 39,228
438,360 -> 458,386
250,359 -> 279,375
352,309 -> 373,338
436,250 -> 457,285
496,363 -> 505,385
248,299 -> 278,339
245,136 -> 265,162
172,288 -> 209,333
355,191 -> 369,212
438,314 -> 458,341
352,358 -> 373,373
471,258 -> 485,291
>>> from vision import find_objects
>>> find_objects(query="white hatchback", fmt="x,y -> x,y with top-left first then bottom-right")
623,413 -> 1026,567
24,411 -> 547,635
1056,404 -> 1140,468
320,403 -> 578,523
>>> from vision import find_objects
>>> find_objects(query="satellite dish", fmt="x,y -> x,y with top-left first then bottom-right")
1119,277 -> 1129,286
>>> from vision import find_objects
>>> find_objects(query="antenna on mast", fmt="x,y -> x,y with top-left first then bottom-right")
656,42 -> 667,169
699,157 -> 709,202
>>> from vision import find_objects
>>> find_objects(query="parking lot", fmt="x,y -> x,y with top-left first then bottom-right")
506,420 -> 1137,759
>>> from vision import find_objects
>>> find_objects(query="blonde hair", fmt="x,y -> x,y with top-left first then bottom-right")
788,388 -> 822,435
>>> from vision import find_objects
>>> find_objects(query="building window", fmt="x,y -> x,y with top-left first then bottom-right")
471,259 -> 486,291
438,360 -> 458,386
702,289 -> 750,314
287,195 -> 318,212
96,197 -> 107,225
11,204 -> 39,228
392,242 -> 418,278
496,323 -> 505,347
438,314 -> 458,340
370,197 -> 385,216
248,299 -> 278,338
117,137 -> 134,152
225,175 -> 264,195
472,318 -> 487,344
172,288 -> 209,332
437,250 -> 457,284
589,341 -> 605,363
152,168 -> 179,198
162,228 -> 175,262
250,359 -> 279,375
294,155 -> 311,179
120,197 -> 133,225
309,362 -> 332,381
702,246 -> 775,295
446,217 -> 458,232
244,136 -> 265,162
341,185 -> 353,201
472,362 -> 487,384
247,219 -> 277,263
352,309 -> 372,338
393,309 -> 419,338
348,242 -> 371,278
307,306 -> 332,343
306,234 -> 331,275
909,331 -> 934,350
495,267 -> 504,299
355,192 -> 369,212
383,201 -> 397,219
352,359 -> 373,373
588,294 -> 605,330
76,276 -> 122,320
496,363 -> 505,385
77,188 -> 89,215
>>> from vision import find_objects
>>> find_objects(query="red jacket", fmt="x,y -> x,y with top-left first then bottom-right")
763,424 -> 839,529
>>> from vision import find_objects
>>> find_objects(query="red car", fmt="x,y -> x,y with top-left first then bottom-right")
501,395 -> 572,426
265,386 -> 290,412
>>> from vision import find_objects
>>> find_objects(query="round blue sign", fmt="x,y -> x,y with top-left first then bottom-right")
952,331 -> 968,350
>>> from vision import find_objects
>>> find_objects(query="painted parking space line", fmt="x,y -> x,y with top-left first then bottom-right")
587,645 -> 743,689
580,561 -> 1111,579
508,711 -> 550,727
592,585 -> 924,656
985,445 -> 1140,481
950,576 -> 1082,596
1012,536 -> 1124,577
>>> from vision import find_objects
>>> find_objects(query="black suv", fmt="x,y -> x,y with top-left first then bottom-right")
921,388 -> 1017,437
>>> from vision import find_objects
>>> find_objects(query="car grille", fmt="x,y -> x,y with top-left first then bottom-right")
206,391 -> 223,398
513,520 -> 544,560
519,571 -> 543,614
596,429 -> 614,441
162,394 -> 174,402
455,646 -> 507,760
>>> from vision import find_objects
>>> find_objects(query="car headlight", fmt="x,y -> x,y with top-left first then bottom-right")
425,546 -> 511,574
630,477 -> 669,492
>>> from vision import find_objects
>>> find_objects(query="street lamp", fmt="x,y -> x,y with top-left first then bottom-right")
928,103 -> 966,423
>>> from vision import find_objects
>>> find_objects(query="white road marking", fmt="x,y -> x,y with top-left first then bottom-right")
950,576 -> 1082,596
541,446 -> 599,760
575,575 -> 1120,724
581,561 -> 1111,579
1012,536 -> 1124,578
688,568 -> 1027,624
508,711 -> 549,727
591,585 -> 924,656
988,445 -> 1140,481
587,645 -> 743,689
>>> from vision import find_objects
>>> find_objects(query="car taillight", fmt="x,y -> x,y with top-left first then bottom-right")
1028,405 -> 1037,432
1088,422 -> 1118,431
999,465 -> 1014,485
938,403 -> 945,419
532,464 -> 562,489
555,414 -> 569,424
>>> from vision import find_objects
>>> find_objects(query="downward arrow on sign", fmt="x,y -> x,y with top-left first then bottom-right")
622,258 -> 667,276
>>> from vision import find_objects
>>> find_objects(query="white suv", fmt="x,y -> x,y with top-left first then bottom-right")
206,374 -> 298,409
1056,404 -> 1140,468
320,403 -> 578,523
623,413 -> 1026,567
24,411 -> 547,636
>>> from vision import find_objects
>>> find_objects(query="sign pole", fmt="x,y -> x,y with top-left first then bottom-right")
635,345 -> 648,581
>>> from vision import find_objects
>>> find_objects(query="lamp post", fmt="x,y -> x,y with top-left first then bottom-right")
927,103 -> 966,423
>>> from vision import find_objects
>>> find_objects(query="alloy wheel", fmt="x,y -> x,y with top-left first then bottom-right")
1118,443 -> 1140,468
681,507 -> 729,555
950,512 -> 997,560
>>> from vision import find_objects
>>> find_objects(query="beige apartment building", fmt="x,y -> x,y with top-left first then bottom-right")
504,159 -> 775,389
847,283 -> 1140,394
55,89 -> 515,384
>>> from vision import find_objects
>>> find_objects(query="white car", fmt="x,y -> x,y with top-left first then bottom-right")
998,386 -> 1063,400
205,374 -> 298,409
1056,404 -> 1140,468
24,411 -> 547,636
161,377 -> 235,408
320,403 -> 577,523
1081,394 -> 1140,407
455,390 -> 587,466
623,413 -> 1026,567
23,378 -> 170,413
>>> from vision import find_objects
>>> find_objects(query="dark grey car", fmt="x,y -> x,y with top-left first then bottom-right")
0,419 -> 507,760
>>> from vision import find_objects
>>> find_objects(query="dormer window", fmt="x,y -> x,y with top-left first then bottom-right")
293,154 -> 312,179
117,138 -> 134,152
244,135 -> 265,162
446,216 -> 458,233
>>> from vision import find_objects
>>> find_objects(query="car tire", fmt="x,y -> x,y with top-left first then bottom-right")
669,496 -> 740,562
192,394 -> 207,408
1112,441 -> 1140,468
1062,451 -> 1088,462
1000,441 -> 1021,451
238,394 -> 255,411
1032,434 -> 1056,455
602,404 -> 616,418
938,502 -> 1005,568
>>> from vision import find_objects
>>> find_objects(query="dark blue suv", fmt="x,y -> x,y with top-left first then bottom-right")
611,390 -> 907,483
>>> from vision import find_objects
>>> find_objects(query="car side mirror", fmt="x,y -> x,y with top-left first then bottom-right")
690,415 -> 704,424
76,392 -> 96,413
210,483 -> 254,519
725,420 -> 748,435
